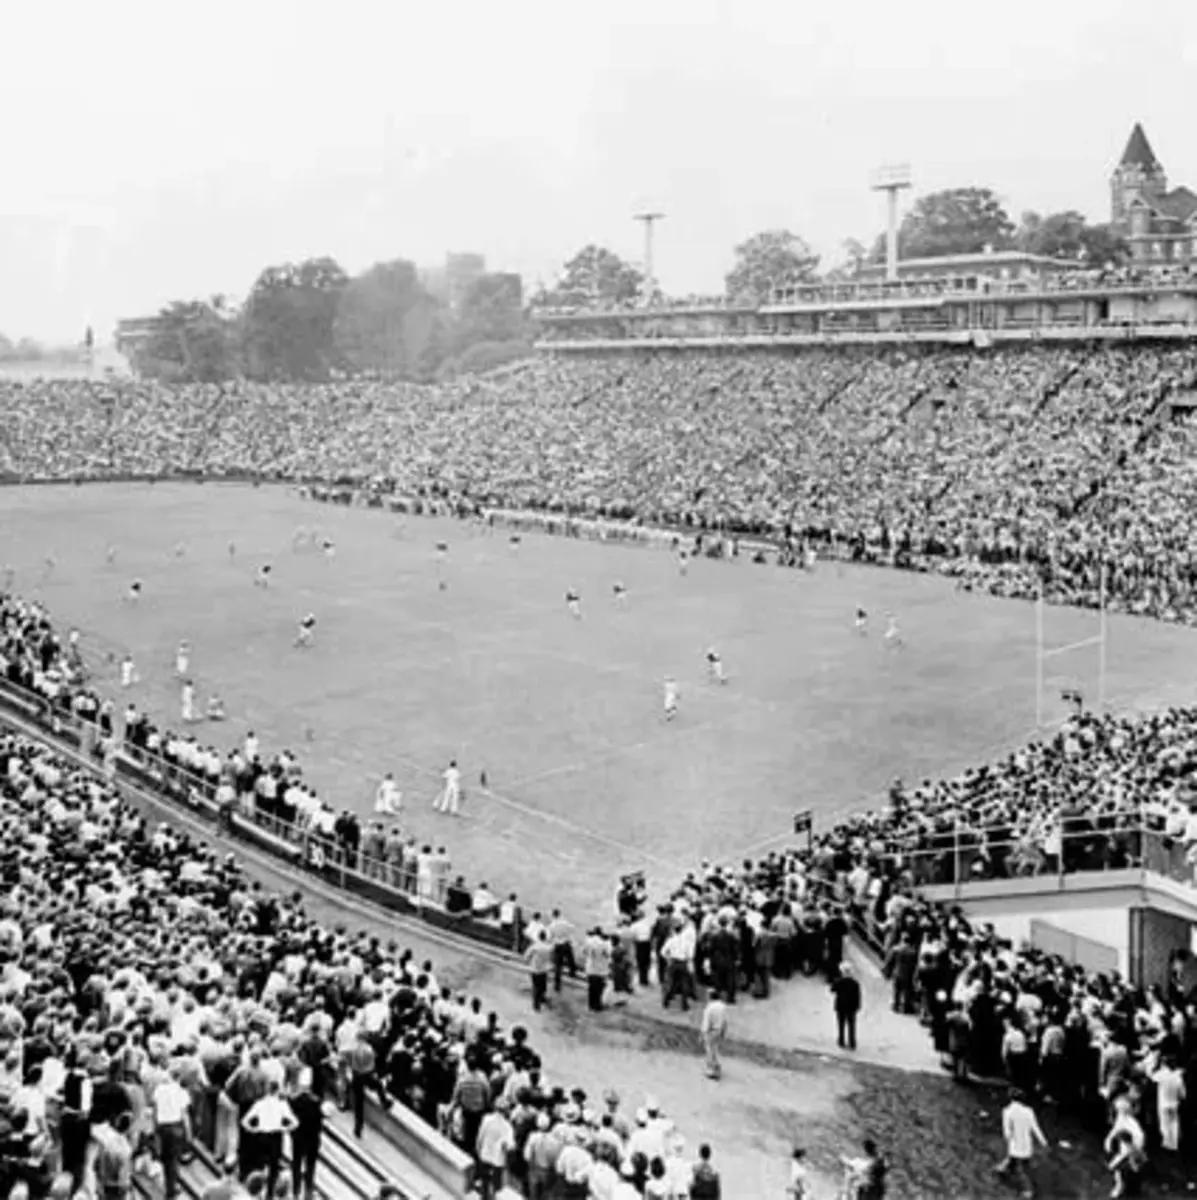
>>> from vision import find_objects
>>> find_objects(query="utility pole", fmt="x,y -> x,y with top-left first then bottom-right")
870,165 -> 912,283
633,211 -> 665,301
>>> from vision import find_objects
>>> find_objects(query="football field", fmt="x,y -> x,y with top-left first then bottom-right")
4,481 -> 1197,922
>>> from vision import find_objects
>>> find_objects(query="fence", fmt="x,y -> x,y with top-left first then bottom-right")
0,675 -> 526,959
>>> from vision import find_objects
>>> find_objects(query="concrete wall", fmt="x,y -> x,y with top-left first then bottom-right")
985,908 -> 1127,975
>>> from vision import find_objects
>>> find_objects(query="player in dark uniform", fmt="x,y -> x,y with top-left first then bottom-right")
295,613 -> 317,647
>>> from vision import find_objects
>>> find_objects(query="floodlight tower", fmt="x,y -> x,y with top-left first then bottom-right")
870,165 -> 912,282
634,211 -> 665,300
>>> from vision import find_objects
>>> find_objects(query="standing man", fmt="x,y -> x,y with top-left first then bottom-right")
583,926 -> 612,1012
241,1079 -> 297,1199
700,989 -> 729,1080
434,759 -> 462,815
153,1064 -> 193,1200
375,772 -> 402,818
708,918 -> 740,1003
348,1029 -> 388,1139
831,964 -> 862,1051
524,929 -> 553,1012
996,1088 -> 1047,1200
289,1070 -> 324,1200
548,909 -> 578,992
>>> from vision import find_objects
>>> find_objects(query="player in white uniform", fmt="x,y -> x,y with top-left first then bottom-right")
854,607 -> 868,636
509,534 -> 521,554
255,564 -> 272,588
175,640 -> 190,678
105,544 -> 118,566
435,760 -> 461,815
180,679 -> 196,723
677,550 -> 689,577
612,582 -> 627,607
68,628 -> 80,652
663,676 -> 680,720
321,538 -> 336,558
173,542 -> 187,559
705,647 -> 726,685
206,693 -> 226,721
883,612 -> 903,649
566,589 -> 582,619
375,772 -> 402,817
125,580 -> 142,605
295,613 -> 316,648
119,655 -> 137,688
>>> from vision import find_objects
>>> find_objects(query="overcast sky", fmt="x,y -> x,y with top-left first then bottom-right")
2,0 -> 1195,343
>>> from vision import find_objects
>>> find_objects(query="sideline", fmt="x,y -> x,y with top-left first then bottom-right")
0,705 -> 950,1078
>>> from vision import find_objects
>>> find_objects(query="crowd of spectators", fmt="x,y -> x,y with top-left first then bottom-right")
0,718 -> 723,1200
2,342 -> 1196,626
2,592 -> 724,1198
664,702 -> 1197,1186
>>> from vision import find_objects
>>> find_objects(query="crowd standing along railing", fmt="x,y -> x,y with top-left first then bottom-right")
0,675 -> 527,958
4,672 -> 1194,939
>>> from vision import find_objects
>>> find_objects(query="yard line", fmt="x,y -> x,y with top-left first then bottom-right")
475,781 -> 688,874
504,717 -> 723,792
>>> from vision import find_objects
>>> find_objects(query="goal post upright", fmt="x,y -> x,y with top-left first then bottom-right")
1034,560 -> 1109,729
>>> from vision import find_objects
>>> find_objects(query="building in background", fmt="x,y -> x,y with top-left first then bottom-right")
1109,123 -> 1197,264
420,252 -> 487,312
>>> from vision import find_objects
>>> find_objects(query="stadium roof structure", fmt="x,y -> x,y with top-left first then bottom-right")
1120,122 -> 1161,172
854,249 -> 1083,279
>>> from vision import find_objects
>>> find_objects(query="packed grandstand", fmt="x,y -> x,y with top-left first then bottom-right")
2,335 -> 1197,1198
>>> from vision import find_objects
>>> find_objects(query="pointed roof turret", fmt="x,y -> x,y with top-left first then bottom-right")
1120,123 -> 1161,171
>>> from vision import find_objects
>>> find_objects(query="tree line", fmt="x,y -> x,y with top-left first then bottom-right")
137,259 -> 529,384
722,188 -> 1133,304
133,186 -> 1132,382
543,188 -> 1131,310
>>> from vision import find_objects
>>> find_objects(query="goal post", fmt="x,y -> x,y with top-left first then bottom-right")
1035,563 -> 1108,729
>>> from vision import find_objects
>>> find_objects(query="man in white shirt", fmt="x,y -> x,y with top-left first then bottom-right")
242,1080 -> 296,1197
375,772 -> 402,817
435,760 -> 461,815
1153,1056 -> 1186,1151
996,1088 -> 1047,1199
700,990 -> 729,1079
153,1065 -> 193,1200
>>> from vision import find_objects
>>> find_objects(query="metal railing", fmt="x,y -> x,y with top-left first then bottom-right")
0,675 -> 526,958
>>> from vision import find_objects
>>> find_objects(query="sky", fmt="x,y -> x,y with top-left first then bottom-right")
2,0 -> 1195,344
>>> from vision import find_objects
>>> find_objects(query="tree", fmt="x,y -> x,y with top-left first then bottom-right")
724,230 -> 819,301
895,187 -> 1016,259
824,237 -> 876,281
143,300 -> 239,381
538,246 -> 642,308
242,256 -> 349,380
453,272 -> 526,351
1016,210 -> 1129,265
333,259 -> 426,376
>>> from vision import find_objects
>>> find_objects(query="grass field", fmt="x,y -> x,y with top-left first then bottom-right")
4,481 -> 1197,923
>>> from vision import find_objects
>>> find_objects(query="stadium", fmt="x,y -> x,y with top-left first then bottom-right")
3,31 -> 1197,1199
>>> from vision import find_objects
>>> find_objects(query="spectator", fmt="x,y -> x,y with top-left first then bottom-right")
832,965 -> 862,1051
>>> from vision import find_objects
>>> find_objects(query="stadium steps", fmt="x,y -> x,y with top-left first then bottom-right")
1031,354 -> 1086,415
320,1101 -> 463,1200
815,359 -> 871,414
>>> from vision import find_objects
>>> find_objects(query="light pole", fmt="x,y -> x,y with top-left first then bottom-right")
634,211 -> 665,301
870,165 -> 912,283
